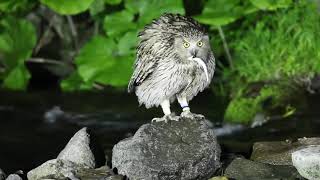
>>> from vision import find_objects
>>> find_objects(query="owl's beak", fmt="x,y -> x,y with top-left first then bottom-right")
191,49 -> 198,58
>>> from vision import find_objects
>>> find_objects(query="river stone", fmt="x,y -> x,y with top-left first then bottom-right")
27,159 -> 84,180
58,127 -> 95,168
28,127 -> 101,180
5,174 -> 22,180
225,157 -> 303,180
292,145 -> 320,180
250,137 -> 320,165
112,117 -> 221,180
75,166 -> 123,180
0,169 -> 5,180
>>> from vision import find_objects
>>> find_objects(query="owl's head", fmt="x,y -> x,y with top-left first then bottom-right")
174,33 -> 211,62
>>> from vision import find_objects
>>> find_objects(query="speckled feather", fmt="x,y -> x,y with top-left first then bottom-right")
128,13 -> 215,108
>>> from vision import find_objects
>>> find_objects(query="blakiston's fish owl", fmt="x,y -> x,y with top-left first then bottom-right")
128,13 -> 215,122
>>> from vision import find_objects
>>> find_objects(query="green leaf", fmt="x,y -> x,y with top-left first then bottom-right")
89,0 -> 105,16
75,35 -> 133,87
105,0 -> 122,5
61,72 -> 92,91
94,55 -> 133,86
103,10 -> 136,37
117,30 -> 137,55
194,0 -> 249,26
249,0 -> 292,10
3,64 -> 30,90
40,0 -> 95,15
0,17 -> 36,90
125,0 -> 184,25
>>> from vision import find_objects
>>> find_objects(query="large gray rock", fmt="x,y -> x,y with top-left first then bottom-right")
28,127 -> 96,180
251,137 -> 320,165
112,118 -> 221,180
292,145 -> 320,180
225,158 -> 303,180
0,169 -> 5,180
5,174 -> 22,180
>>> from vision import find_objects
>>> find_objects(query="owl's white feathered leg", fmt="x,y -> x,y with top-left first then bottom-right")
152,99 -> 179,123
178,96 -> 205,120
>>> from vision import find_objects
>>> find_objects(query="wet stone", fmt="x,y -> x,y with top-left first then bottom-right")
224,157 -> 303,180
5,174 -> 22,180
112,117 -> 221,180
0,169 -> 5,180
57,127 -> 95,168
292,145 -> 320,180
75,166 -> 123,180
27,159 -> 84,180
250,137 -> 320,165
28,127 -> 101,180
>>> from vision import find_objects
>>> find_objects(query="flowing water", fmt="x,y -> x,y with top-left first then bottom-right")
0,90 -> 319,175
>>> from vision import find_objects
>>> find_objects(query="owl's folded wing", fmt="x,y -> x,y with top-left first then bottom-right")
127,55 -> 159,93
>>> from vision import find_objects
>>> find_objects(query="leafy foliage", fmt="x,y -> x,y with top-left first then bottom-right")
75,35 -> 134,87
0,0 -> 36,14
223,2 -> 320,122
0,17 -> 36,90
0,0 -> 319,123
232,4 -> 320,82
63,0 -> 184,90
40,0 -> 95,15
195,0 -> 292,26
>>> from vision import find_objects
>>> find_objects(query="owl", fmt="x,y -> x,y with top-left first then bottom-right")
128,13 -> 215,122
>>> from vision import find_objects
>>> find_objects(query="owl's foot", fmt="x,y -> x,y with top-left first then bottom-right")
180,110 -> 205,120
152,114 -> 180,123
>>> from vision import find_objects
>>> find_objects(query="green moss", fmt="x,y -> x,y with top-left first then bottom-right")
231,2 -> 320,83
224,97 -> 259,123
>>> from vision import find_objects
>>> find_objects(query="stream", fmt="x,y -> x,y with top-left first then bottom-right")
0,90 -> 319,175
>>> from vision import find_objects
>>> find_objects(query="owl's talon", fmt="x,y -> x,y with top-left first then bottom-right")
152,117 -> 166,123
181,110 -> 205,120
151,114 -> 180,123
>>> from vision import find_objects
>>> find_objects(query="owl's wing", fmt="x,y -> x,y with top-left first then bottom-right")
128,13 -> 180,93
127,55 -> 159,93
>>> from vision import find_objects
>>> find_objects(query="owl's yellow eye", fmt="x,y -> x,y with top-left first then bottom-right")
183,42 -> 190,48
197,41 -> 203,47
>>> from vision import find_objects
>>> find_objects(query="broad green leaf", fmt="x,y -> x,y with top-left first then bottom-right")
40,0 -> 95,15
194,0 -> 248,26
94,55 -> 133,86
0,17 -> 36,90
117,31 -> 137,55
250,0 -> 292,10
89,0 -> 105,16
125,0 -> 184,25
75,35 -> 133,87
105,0 -> 122,5
3,64 -> 30,90
61,72 -> 92,91
103,10 -> 136,37
195,15 -> 238,27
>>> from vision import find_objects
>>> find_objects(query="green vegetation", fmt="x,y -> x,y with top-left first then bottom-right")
222,2 -> 320,123
0,0 -> 319,123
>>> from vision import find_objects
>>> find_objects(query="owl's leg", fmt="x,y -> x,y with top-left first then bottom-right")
152,99 -> 179,123
177,96 -> 205,120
